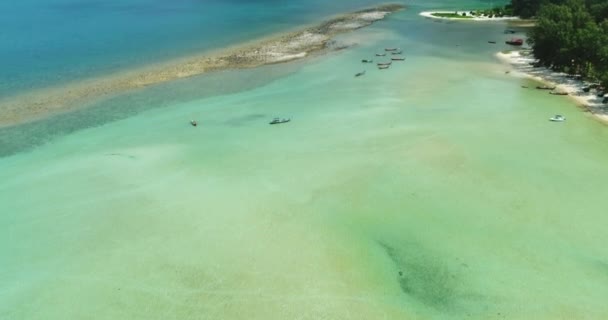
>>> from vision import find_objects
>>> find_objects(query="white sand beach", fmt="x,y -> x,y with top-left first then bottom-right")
497,50 -> 608,123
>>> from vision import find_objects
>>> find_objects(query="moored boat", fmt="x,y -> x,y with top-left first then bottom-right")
378,65 -> 390,70
385,48 -> 399,51
549,115 -> 565,122
391,57 -> 405,61
377,61 -> 392,66
391,50 -> 403,55
488,41 -> 496,44
536,85 -> 556,90
270,118 -> 290,125
362,59 -> 373,63
549,91 -> 568,96
506,38 -> 524,46
375,53 -> 387,56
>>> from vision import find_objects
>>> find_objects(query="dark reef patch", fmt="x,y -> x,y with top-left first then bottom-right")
378,241 -> 467,312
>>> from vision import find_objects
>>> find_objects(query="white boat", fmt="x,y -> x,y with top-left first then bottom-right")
549,115 -> 565,122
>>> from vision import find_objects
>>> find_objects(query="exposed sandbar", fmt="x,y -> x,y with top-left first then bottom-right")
0,4 -> 404,128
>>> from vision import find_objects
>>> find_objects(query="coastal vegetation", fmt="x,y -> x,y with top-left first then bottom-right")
469,6 -> 514,17
431,12 -> 473,18
510,0 -> 544,18
510,0 -> 608,88
429,7 -> 515,19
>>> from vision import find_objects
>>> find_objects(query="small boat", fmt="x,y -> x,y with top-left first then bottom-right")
355,71 -> 366,77
378,65 -> 390,70
269,118 -> 290,125
506,38 -> 524,46
362,59 -> 373,63
549,115 -> 565,122
377,61 -> 392,66
190,120 -> 197,127
488,41 -> 496,44
375,53 -> 387,57
549,91 -> 568,96
536,85 -> 556,90
385,48 -> 400,51
391,57 -> 405,61
391,50 -> 403,55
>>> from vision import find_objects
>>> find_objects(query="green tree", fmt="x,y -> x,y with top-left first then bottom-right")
515,0 -> 608,87
528,0 -> 602,75
511,0 -> 543,17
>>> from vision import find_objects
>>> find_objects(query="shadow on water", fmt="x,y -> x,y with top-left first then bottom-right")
223,114 -> 267,127
0,63 -> 300,158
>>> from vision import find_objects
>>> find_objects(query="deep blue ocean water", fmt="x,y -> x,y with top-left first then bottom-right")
0,0 -> 385,96
0,0 -> 503,96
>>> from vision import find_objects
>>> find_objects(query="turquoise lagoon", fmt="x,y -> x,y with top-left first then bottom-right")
2,1 -> 608,319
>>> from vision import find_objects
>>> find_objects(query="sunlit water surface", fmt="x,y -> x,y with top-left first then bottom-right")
2,1 -> 608,319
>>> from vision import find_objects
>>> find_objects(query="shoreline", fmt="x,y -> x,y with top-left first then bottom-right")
0,4 -> 404,128
419,11 -> 520,21
496,50 -> 608,124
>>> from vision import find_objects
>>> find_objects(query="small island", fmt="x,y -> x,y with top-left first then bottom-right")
421,6 -> 518,21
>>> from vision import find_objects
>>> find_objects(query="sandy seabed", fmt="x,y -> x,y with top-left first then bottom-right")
4,20 -> 608,318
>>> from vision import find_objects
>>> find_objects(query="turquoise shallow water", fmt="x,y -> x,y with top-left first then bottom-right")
2,2 -> 608,319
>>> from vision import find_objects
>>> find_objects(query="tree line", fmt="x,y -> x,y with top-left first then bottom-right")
511,0 -> 608,88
